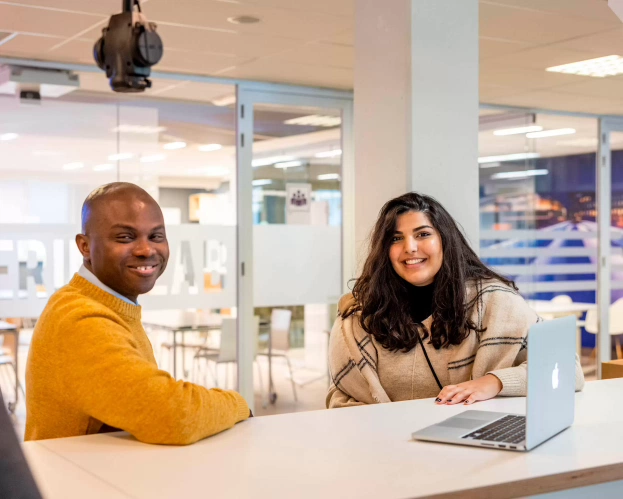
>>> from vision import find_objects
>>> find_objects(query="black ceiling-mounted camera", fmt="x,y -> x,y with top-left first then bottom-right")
93,0 -> 163,93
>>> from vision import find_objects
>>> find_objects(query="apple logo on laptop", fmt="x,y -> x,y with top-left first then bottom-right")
552,363 -> 559,389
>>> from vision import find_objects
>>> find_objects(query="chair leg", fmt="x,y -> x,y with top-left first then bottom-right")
285,356 -> 297,402
210,361 -> 219,388
616,337 -> 623,360
255,360 -> 264,398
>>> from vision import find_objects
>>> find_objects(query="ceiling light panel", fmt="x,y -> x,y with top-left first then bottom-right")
478,152 -> 540,165
284,115 -> 342,127
315,149 -> 342,158
525,128 -> 576,138
493,126 -> 543,136
274,161 -> 303,169
546,55 -> 623,78
491,169 -> 549,180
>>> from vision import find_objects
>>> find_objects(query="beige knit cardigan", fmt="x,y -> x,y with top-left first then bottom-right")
327,280 -> 585,408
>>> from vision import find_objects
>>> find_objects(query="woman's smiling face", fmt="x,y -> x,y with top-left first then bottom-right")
389,211 -> 443,286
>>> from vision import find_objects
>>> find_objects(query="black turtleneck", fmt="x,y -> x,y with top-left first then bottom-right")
407,281 -> 435,323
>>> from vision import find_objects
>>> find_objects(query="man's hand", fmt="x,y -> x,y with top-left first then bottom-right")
434,374 -> 503,405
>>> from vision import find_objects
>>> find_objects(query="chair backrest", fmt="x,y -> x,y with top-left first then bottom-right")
584,298 -> 623,336
218,319 -> 238,362
271,309 -> 292,351
219,316 -> 261,361
551,294 -> 573,305
609,298 -> 623,335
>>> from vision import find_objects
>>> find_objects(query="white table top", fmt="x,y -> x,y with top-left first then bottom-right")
141,310 -> 223,330
23,443 -> 127,499
527,300 -> 596,315
23,379 -> 623,498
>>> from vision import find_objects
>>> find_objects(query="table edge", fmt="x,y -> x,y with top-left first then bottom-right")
423,462 -> 623,499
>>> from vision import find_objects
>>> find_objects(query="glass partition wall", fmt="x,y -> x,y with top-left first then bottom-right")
0,66 -> 354,418
478,108 -> 618,378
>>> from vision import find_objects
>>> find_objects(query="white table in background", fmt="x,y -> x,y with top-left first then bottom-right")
142,310 -> 223,378
527,300 -> 595,316
23,379 -> 623,499
528,300 -> 595,356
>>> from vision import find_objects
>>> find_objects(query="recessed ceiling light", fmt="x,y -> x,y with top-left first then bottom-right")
227,15 -> 261,24
526,128 -> 576,138
108,153 -> 134,161
140,154 -> 166,163
274,161 -> 303,169
252,155 -> 295,167
317,173 -> 341,180
163,141 -> 186,150
199,143 -> 223,152
93,164 -> 115,172
252,179 -> 272,186
491,169 -> 549,180
0,133 -> 18,141
546,55 -> 623,78
478,152 -> 540,165
284,115 -> 342,127
315,149 -> 342,158
112,125 -> 167,134
493,126 -> 543,136
62,162 -> 84,171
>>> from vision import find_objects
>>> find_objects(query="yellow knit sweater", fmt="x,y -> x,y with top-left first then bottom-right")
25,274 -> 249,444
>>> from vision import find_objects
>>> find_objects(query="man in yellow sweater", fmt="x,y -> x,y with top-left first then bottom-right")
25,182 -> 250,444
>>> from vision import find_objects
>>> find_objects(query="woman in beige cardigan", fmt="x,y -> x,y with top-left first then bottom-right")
327,192 -> 584,409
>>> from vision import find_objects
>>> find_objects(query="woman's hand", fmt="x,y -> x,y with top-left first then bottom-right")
435,374 -> 503,405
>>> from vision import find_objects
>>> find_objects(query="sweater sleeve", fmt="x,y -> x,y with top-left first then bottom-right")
58,313 -> 249,445
326,384 -> 366,409
471,286 -> 585,396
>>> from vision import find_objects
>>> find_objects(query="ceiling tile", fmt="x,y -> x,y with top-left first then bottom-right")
47,39 -> 95,64
151,81 -> 234,102
480,66 -> 582,90
480,2 -> 614,44
551,27 -> 623,55
0,34 -> 64,56
320,30 -> 353,46
147,0 -> 353,42
220,59 -> 353,89
157,49 -> 247,74
485,89 -> 622,115
551,76 -> 623,100
154,23 -> 301,59
5,0 -> 120,16
482,46 -> 602,71
237,0 -> 354,17
481,0 -> 621,25
266,42 -> 354,69
480,38 -> 534,59
0,4 -> 107,38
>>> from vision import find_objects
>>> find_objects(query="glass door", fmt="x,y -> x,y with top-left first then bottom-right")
236,86 -> 353,413
596,118 -> 623,377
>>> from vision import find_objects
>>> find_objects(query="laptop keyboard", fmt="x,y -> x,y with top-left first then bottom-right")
462,415 -> 526,444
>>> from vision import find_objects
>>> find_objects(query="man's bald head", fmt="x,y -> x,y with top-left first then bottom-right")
81,182 -> 158,234
76,182 -> 169,302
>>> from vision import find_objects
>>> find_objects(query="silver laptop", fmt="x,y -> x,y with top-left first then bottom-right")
412,315 -> 576,452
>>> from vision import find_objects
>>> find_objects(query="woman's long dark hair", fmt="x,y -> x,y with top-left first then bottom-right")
351,192 -> 516,352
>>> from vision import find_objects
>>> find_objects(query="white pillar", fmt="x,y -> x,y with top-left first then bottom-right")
354,0 -> 479,264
